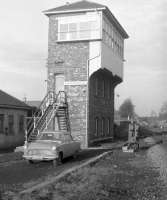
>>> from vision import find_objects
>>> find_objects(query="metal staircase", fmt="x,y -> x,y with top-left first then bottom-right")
57,107 -> 70,131
26,91 -> 71,143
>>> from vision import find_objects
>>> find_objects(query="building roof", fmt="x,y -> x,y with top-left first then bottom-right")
43,0 -> 129,39
44,0 -> 106,13
0,90 -> 30,110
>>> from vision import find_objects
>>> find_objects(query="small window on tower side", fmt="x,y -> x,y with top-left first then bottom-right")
101,117 -> 105,136
102,79 -> 105,97
107,117 -> 111,135
95,117 -> 99,136
95,78 -> 98,96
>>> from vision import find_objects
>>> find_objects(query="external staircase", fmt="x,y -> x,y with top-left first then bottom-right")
26,91 -> 71,143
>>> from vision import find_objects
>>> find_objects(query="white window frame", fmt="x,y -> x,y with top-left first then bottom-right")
102,15 -> 124,59
58,19 -> 100,42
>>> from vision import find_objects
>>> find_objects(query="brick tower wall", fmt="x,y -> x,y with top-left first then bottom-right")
88,70 -> 115,146
47,16 -> 89,148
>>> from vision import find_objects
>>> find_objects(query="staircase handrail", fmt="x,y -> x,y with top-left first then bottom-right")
27,90 -> 69,142
32,90 -> 55,120
26,91 -> 55,135
56,90 -> 67,105
38,104 -> 58,134
32,91 -> 67,136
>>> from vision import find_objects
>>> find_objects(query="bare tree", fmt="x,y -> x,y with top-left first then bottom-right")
119,98 -> 135,119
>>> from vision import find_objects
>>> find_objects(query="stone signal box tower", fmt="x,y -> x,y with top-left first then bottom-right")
43,0 -> 128,148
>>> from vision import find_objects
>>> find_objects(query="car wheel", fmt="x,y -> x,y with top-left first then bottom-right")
53,152 -> 63,166
27,160 -> 34,164
73,150 -> 79,159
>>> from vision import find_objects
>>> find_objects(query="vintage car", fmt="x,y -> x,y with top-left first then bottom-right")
23,131 -> 81,166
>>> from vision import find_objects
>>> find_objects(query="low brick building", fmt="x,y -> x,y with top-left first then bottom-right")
0,90 -> 30,149
42,0 -> 129,147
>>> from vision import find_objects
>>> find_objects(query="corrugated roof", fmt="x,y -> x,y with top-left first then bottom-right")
44,0 -> 106,13
0,90 -> 30,110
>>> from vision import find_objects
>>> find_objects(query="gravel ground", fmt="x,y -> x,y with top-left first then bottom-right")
0,136 -> 166,200
147,141 -> 167,185
2,147 -> 167,200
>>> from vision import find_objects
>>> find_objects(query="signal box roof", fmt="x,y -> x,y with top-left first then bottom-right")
43,0 -> 129,38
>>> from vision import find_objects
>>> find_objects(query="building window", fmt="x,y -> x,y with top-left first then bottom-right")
69,23 -> 77,40
95,117 -> 99,136
19,115 -> 24,133
107,117 -> 111,135
0,114 -> 4,134
79,21 -> 91,39
103,18 -> 123,59
102,79 -> 105,97
101,117 -> 105,136
110,81 -> 113,99
95,78 -> 98,96
107,80 -> 110,99
58,21 -> 100,41
59,24 -> 68,40
109,36 -> 112,46
8,115 -> 14,135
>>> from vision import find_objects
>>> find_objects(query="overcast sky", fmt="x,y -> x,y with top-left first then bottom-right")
0,0 -> 166,116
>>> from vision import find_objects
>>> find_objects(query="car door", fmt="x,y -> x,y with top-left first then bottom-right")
64,134 -> 75,156
59,134 -> 70,158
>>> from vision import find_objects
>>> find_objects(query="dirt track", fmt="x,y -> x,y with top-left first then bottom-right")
0,148 -> 110,194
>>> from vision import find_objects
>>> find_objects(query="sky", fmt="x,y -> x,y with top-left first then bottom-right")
0,0 -> 166,116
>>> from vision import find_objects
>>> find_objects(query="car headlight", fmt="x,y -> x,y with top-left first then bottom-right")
52,146 -> 56,151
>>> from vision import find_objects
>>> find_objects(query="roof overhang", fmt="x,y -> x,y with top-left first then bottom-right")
103,8 -> 129,39
43,7 -> 105,16
0,105 -> 31,110
43,6 -> 129,39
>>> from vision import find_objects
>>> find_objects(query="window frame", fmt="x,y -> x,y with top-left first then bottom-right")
94,77 -> 98,96
0,114 -> 4,134
58,20 -> 100,42
102,79 -> 105,97
107,117 -> 111,135
8,115 -> 14,135
101,117 -> 105,136
18,115 -> 25,133
102,16 -> 124,59
95,117 -> 99,136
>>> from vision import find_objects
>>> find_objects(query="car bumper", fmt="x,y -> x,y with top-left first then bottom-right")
23,154 -> 58,161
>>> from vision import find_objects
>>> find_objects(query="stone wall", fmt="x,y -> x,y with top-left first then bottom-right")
65,85 -> 87,148
47,15 -> 121,147
47,16 -> 89,148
